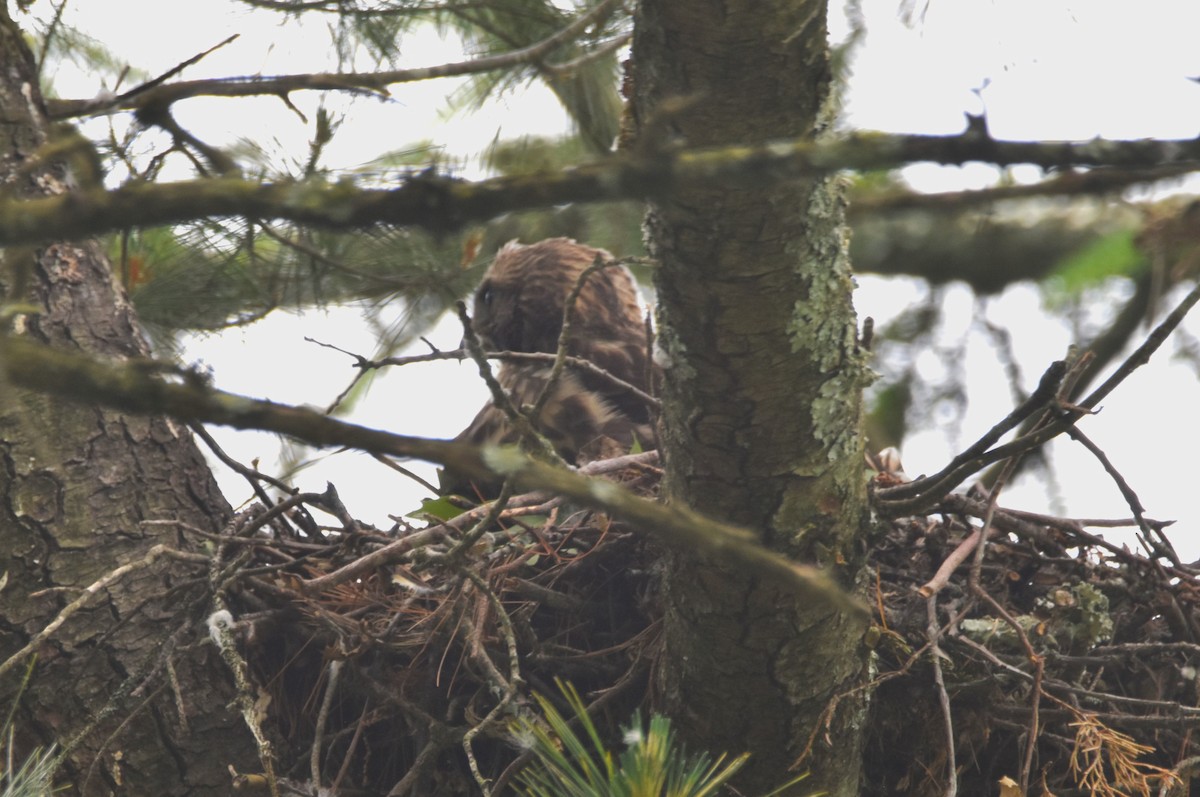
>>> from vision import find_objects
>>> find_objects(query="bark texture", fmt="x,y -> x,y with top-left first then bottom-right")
628,2 -> 872,794
0,6 -> 256,794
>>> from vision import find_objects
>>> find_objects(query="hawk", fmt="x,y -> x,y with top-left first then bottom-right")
442,238 -> 657,498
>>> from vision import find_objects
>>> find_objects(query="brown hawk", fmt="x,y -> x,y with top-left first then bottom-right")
442,238 -> 657,498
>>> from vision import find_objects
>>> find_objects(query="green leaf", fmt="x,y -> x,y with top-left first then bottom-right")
1044,229 -> 1143,300
406,497 -> 465,521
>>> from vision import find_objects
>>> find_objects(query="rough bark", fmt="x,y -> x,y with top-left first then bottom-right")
628,1 -> 872,794
0,6 -> 256,794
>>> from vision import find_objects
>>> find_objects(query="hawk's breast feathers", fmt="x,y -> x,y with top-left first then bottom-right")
445,238 -> 657,497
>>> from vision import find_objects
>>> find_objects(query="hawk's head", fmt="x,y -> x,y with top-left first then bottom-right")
470,238 -> 646,366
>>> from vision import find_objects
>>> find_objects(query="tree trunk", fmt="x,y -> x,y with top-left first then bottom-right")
628,1 -> 872,794
0,6 -> 256,794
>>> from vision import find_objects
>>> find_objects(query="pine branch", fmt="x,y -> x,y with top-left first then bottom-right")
4,130 -> 1200,246
45,0 -> 624,119
0,333 -> 866,619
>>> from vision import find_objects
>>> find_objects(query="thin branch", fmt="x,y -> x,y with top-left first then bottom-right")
969,583 -> 1044,795
876,359 -> 1067,509
0,545 -> 206,679
372,453 -> 441,495
1065,425 -> 1179,566
925,596 -> 957,797
543,31 -> 632,75
46,0 -> 624,119
191,421 -> 296,502
117,34 -> 241,105
440,480 -> 517,565
458,568 -> 521,797
917,522 -> 993,598
878,278 -> 1200,516
207,607 -> 281,797
311,660 -> 343,790
848,162 -> 1199,217
1077,278 -> 1200,412
0,335 -> 863,616
367,345 -> 660,411
527,254 -> 609,425
455,301 -> 561,464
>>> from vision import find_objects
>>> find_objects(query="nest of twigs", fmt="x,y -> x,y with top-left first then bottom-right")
224,453 -> 1200,797
228,456 -> 663,796
868,485 -> 1199,797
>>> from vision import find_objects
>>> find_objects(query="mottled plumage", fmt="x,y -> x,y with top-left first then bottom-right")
444,238 -> 656,497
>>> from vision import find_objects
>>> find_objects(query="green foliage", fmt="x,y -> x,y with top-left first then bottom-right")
25,10 -> 148,90
514,681 -> 808,797
30,0 -> 635,358
486,134 -> 596,175
0,736 -> 56,797
1043,229 -> 1144,301
407,496 -> 465,521
865,377 -> 912,451
440,0 -> 625,154
2,661 -> 57,797
316,0 -> 626,155
115,221 -> 478,353
482,135 -> 645,257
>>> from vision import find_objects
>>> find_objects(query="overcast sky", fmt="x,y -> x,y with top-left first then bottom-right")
24,0 -> 1200,554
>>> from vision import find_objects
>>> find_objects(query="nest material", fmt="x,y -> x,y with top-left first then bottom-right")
868,487 -> 1198,797
222,456 -> 1200,797
229,459 -> 662,796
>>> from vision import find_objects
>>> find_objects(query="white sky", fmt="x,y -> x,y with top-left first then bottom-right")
22,0 -> 1200,555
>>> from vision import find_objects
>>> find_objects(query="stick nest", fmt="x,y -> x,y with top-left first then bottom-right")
221,457 -> 1200,797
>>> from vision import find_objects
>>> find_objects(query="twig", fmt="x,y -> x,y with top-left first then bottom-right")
331,702 -> 370,794
47,0 -> 623,119
455,301 -> 560,463
117,34 -> 240,104
1065,425 -> 1180,567
0,545 -> 204,679
876,359 -> 1066,512
311,660 -> 343,790
543,31 -> 632,75
1076,278 -> 1200,412
0,334 -> 863,614
191,421 -> 295,507
207,609 -> 280,797
384,731 -> 459,797
925,596 -> 957,797
372,346 -> 660,411
440,480 -> 516,565
880,276 -> 1200,518
528,254 -> 610,425
372,452 -> 441,495
458,569 -> 522,797
850,162 -> 1199,217
918,523 -> 993,598
970,585 -> 1044,795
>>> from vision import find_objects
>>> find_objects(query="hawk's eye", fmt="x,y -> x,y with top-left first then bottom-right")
478,284 -> 494,308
